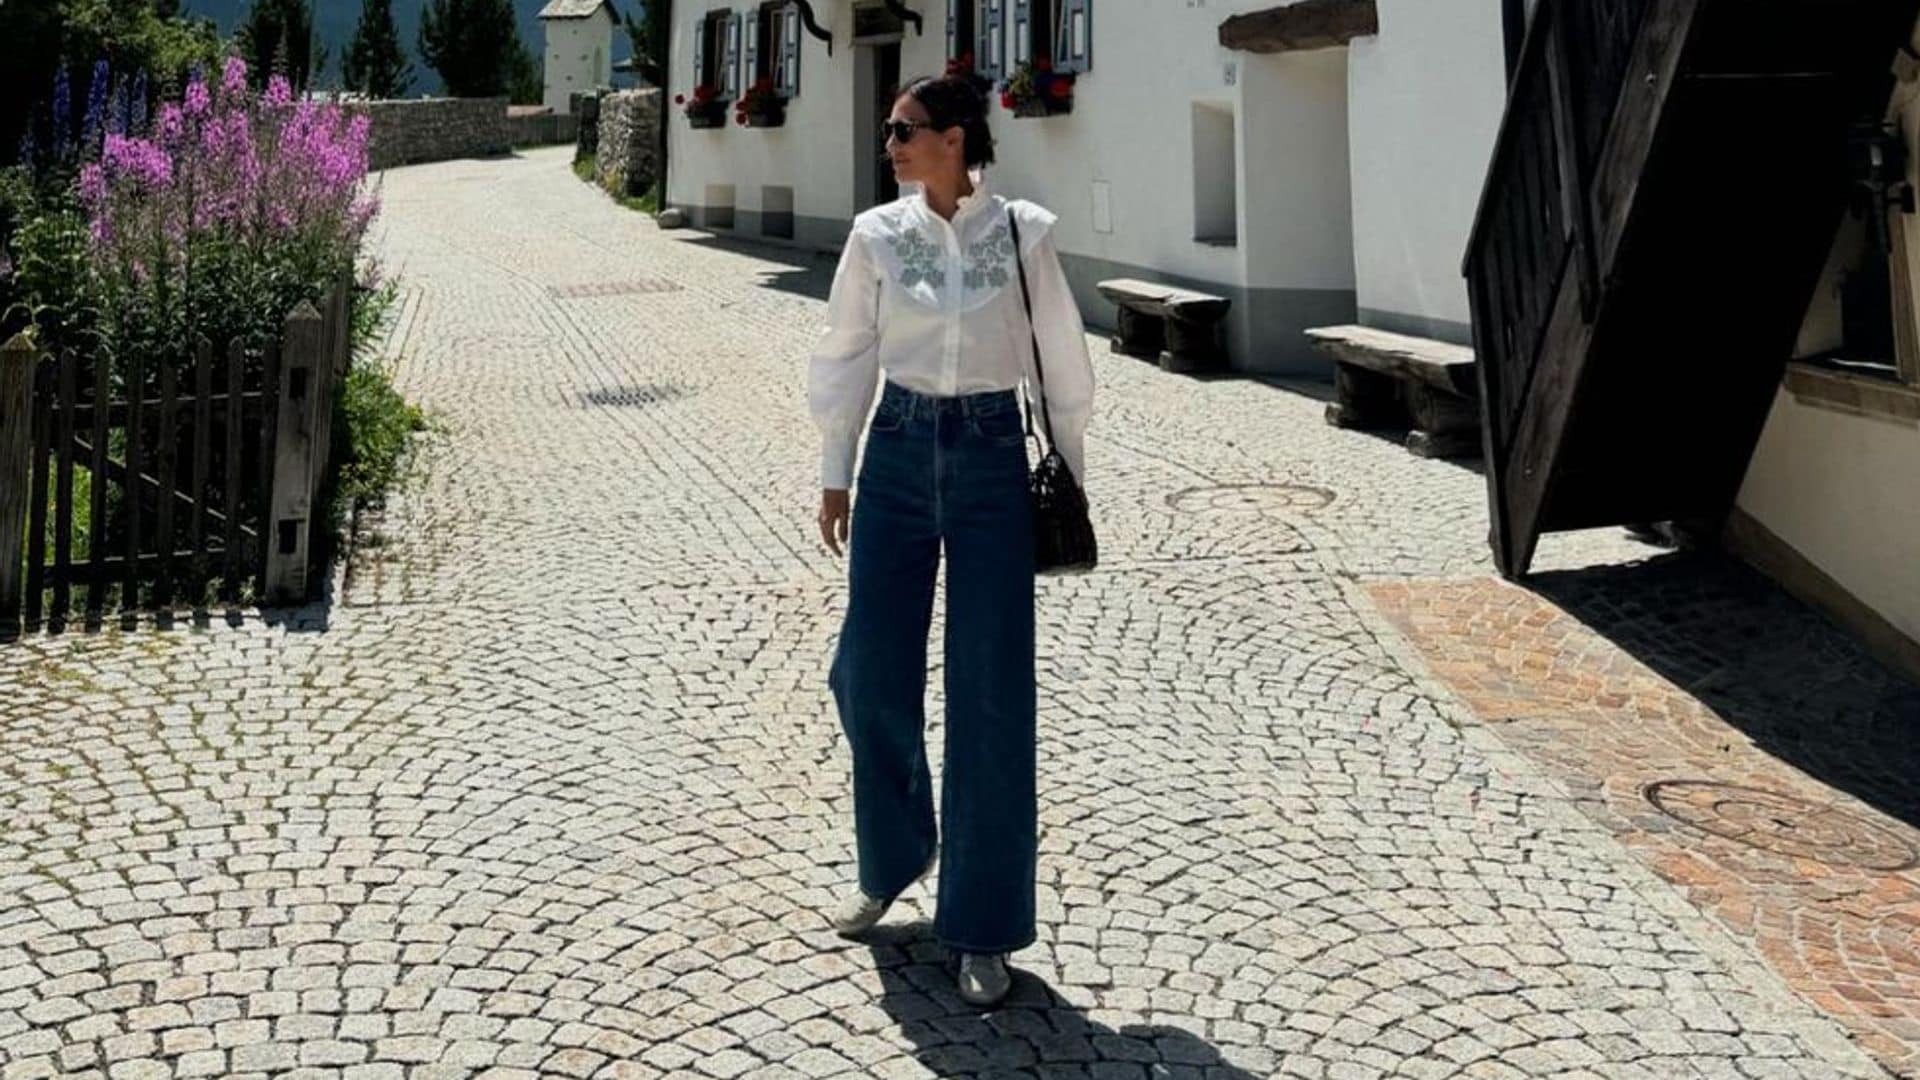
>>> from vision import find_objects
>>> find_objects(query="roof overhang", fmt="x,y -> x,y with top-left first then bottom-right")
1218,0 -> 1378,54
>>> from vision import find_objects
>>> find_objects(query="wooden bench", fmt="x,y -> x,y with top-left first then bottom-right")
1095,278 -> 1231,374
1306,325 -> 1482,458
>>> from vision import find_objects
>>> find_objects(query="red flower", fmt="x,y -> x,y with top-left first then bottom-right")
1035,57 -> 1052,72
1048,79 -> 1070,99
675,93 -> 686,105
1000,92 -> 1015,109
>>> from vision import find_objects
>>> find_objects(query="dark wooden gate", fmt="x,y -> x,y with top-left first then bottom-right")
0,282 -> 350,636
1463,0 -> 1920,576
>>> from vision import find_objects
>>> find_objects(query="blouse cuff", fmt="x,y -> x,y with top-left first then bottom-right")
821,433 -> 860,491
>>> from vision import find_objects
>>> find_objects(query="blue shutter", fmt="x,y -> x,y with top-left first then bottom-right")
723,12 -> 741,99
743,13 -> 759,91
1058,0 -> 1090,73
979,0 -> 1004,79
947,0 -> 958,61
1012,0 -> 1029,67
782,5 -> 802,97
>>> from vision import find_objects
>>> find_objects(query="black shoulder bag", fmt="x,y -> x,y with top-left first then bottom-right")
1008,209 -> 1098,575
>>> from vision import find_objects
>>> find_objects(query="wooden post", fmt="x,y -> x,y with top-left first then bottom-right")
0,333 -> 37,639
264,302 -> 325,605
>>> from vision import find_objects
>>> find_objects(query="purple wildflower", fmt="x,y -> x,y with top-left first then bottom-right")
184,71 -> 211,118
222,56 -> 248,101
130,71 -> 149,133
83,59 -> 110,152
51,66 -> 71,157
265,75 -> 293,109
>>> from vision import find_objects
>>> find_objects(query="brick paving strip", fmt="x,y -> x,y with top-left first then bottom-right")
0,146 -> 1906,1078
1370,563 -> 1920,1077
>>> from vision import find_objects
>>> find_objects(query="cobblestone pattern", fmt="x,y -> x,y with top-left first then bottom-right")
345,98 -> 512,172
1370,564 -> 1920,1076
594,91 -> 661,198
0,147 -> 1893,1079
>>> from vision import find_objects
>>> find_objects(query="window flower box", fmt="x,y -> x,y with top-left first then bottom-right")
999,60 -> 1073,118
678,85 -> 728,128
735,78 -> 788,129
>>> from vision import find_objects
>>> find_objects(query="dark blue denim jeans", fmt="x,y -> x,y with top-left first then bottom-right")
829,380 -> 1037,955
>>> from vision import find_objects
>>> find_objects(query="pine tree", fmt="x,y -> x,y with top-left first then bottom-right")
239,0 -> 319,91
419,0 -> 531,99
623,2 -> 667,88
343,0 -> 415,99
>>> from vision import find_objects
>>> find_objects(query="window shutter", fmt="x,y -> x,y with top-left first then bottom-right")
782,4 -> 802,96
693,18 -> 707,89
947,0 -> 958,61
1012,0 -> 1030,67
979,0 -> 1003,79
744,14 -> 759,89
723,12 -> 741,99
1058,0 -> 1090,72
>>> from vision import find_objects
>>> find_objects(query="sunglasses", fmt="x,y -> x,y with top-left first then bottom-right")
880,118 -> 936,144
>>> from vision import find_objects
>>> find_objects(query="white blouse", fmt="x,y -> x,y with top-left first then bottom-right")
807,175 -> 1095,491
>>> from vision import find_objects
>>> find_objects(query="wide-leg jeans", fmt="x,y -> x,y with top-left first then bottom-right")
829,379 -> 1037,954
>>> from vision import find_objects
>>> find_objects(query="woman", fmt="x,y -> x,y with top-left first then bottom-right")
808,73 -> 1094,1008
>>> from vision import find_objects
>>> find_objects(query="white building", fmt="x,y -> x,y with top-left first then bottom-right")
663,0 -> 1515,374
540,0 -> 620,115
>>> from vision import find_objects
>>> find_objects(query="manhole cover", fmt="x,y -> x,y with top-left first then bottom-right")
582,383 -> 688,407
1645,780 -> 1920,871
1166,483 -> 1335,515
550,278 -> 683,299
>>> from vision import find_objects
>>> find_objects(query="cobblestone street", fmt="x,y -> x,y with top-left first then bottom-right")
1,145 -> 1914,1079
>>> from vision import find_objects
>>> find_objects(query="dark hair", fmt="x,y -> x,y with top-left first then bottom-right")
897,74 -> 996,168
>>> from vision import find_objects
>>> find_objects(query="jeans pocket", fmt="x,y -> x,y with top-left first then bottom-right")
869,403 -> 908,434
970,406 -> 1025,445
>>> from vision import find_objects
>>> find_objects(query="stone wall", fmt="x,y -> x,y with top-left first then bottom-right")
594,90 -> 662,197
507,111 -> 580,148
344,98 -> 512,171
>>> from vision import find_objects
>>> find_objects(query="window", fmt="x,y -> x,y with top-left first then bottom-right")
947,0 -> 975,69
995,0 -> 1090,74
1011,0 -> 1053,70
693,11 -> 740,97
747,2 -> 801,97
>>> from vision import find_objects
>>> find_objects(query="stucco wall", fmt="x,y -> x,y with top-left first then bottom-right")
1344,0 -> 1508,345
545,16 -> 616,114
666,0 -> 1361,373
1736,391 -> 1920,645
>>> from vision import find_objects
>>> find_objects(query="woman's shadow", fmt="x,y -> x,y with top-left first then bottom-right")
860,922 -> 1265,1078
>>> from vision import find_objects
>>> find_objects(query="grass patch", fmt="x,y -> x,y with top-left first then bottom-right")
573,152 -> 661,215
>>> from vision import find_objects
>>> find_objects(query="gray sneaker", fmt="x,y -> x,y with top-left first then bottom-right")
829,848 -> 936,938
957,952 -> 1011,1007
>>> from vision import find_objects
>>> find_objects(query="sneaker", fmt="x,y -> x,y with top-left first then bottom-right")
956,952 -> 1012,1007
830,847 -> 936,938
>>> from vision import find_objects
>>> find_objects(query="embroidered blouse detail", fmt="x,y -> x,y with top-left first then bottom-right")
807,175 -> 1096,491
962,221 -> 1014,291
885,229 -> 946,290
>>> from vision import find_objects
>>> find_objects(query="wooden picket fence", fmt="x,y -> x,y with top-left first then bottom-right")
0,279 -> 352,637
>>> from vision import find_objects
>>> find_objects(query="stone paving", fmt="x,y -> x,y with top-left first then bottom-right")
0,144 -> 1904,1078
1371,563 -> 1920,1076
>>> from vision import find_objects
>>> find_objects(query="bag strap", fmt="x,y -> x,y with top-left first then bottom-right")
1006,207 -> 1057,450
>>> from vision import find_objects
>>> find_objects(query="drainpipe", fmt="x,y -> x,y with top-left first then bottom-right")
1503,0 -> 1526,82
657,0 -> 673,208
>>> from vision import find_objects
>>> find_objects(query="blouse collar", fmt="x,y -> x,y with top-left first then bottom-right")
912,170 -> 993,229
